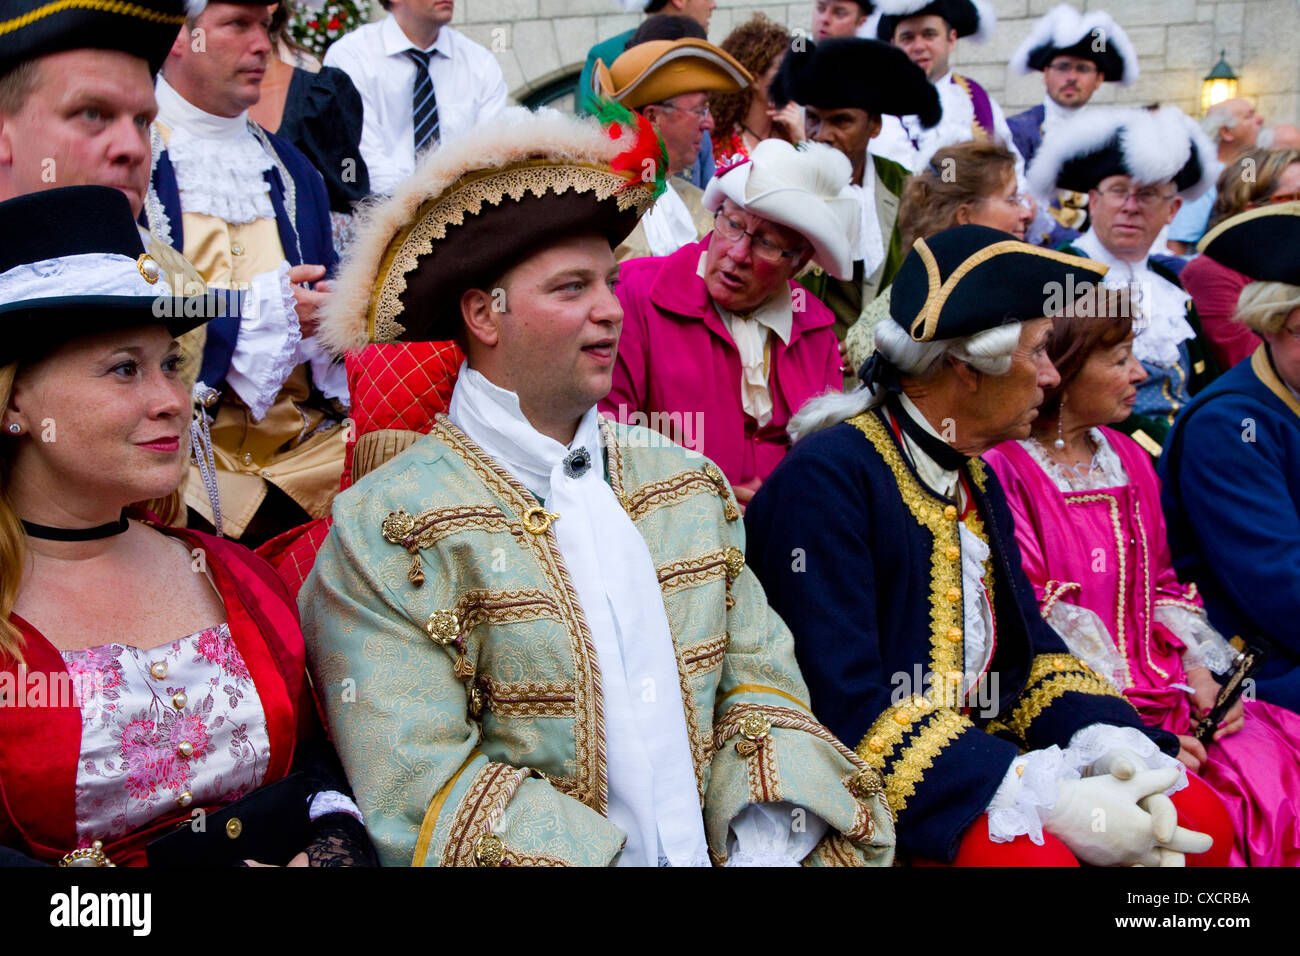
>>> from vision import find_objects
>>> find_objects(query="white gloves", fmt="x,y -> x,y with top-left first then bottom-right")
1045,761 -> 1213,867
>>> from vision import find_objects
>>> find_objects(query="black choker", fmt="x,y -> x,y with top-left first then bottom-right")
22,513 -> 129,541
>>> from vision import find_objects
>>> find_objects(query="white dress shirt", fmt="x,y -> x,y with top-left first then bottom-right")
323,15 -> 508,195
871,71 -> 1023,184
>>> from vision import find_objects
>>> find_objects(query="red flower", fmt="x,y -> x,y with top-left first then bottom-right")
308,19 -> 319,29
327,16 -> 341,29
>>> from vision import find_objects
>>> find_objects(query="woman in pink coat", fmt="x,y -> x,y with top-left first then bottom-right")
602,140 -> 853,505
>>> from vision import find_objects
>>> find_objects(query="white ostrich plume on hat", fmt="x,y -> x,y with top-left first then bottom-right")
317,107 -> 644,355
1009,4 -> 1139,84
1026,104 -> 1220,205
703,139 -> 859,280
875,0 -> 996,43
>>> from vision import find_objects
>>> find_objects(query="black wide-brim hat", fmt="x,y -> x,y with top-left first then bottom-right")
318,106 -> 664,352
772,37 -> 941,127
1198,201 -> 1300,284
875,0 -> 992,42
0,0 -> 186,76
889,224 -> 1108,342
0,186 -> 213,366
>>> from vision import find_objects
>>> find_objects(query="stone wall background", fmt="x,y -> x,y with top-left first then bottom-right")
437,0 -> 1299,124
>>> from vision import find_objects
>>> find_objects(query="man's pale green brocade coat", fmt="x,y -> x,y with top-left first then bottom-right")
300,416 -> 895,866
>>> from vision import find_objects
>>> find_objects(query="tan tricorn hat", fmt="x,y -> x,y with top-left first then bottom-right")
592,38 -> 752,109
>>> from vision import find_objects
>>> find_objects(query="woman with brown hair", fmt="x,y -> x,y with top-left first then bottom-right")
984,287 -> 1300,866
844,140 -> 1032,374
0,187 -> 372,868
709,14 -> 804,164
1179,147 -> 1300,370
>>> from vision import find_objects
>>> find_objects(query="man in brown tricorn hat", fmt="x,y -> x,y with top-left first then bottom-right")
299,106 -> 896,867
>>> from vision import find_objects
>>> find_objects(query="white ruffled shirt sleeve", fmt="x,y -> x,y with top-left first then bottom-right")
986,723 -> 1185,844
1160,605 -> 1239,676
225,261 -> 301,422
725,802 -> 828,867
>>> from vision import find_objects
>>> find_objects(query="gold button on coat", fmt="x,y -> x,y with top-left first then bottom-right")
226,818 -> 243,839
943,505 -> 958,520
231,242 -> 245,256
946,587 -> 961,603
945,545 -> 960,561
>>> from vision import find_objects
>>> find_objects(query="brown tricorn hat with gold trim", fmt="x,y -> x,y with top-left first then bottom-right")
318,105 -> 665,353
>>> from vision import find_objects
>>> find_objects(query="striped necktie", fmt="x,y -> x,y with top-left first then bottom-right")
403,47 -> 439,154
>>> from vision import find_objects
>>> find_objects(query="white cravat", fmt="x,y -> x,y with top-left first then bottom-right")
1041,96 -> 1081,137
1074,229 -> 1195,367
698,253 -> 792,427
448,365 -> 709,867
849,156 -> 886,279
641,180 -> 700,258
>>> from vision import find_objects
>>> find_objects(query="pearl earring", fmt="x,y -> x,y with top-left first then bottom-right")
6,424 -> 19,435
1054,396 -> 1066,450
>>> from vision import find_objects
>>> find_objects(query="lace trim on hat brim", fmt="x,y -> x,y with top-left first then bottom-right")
369,162 -> 655,344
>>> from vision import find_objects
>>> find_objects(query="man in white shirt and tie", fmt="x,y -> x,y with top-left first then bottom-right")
324,0 -> 507,196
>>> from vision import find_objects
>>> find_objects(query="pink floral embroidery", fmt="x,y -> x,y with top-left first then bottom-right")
120,715 -> 185,800
194,628 -> 251,682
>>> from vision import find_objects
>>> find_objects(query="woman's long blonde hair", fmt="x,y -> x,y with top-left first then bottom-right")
0,363 -> 184,665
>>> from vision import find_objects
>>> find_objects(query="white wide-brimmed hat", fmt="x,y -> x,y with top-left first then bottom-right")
702,140 -> 859,280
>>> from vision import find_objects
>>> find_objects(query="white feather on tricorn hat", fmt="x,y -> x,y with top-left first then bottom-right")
317,106 -> 666,354
1027,104 -> 1220,205
1010,4 -> 1139,85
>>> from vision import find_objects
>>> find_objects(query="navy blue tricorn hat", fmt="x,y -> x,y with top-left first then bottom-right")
1198,201 -> 1300,284
772,37 -> 942,128
0,0 -> 186,76
0,186 -> 215,365
888,224 -> 1109,342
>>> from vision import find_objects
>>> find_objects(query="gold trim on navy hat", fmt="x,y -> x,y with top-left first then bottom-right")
907,239 -> 1110,342
0,0 -> 185,37
1196,200 -> 1300,255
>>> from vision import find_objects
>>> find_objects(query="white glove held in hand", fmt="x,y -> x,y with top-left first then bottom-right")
1044,768 -> 1213,867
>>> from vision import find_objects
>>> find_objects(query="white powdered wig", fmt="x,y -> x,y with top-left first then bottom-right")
1009,4 -> 1138,85
788,319 -> 1022,440
875,0 -> 996,43
1026,104 -> 1220,205
184,0 -> 207,18
317,106 -> 640,355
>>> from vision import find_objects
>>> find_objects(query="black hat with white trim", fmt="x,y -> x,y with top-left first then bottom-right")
887,224 -> 1108,342
1010,4 -> 1138,84
0,186 -> 215,365
875,0 -> 994,42
1027,105 -> 1219,205
772,37 -> 942,128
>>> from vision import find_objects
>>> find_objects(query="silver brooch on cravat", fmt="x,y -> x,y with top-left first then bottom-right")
563,447 -> 592,479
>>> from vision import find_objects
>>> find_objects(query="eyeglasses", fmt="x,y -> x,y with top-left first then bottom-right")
1047,61 -> 1098,76
655,101 -> 711,120
984,192 -> 1033,211
1250,190 -> 1300,208
713,210 -> 805,263
1098,184 -> 1176,208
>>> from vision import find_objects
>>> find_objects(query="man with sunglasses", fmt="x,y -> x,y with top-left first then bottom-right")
593,38 -> 751,262
603,139 -> 854,506
1030,104 -> 1222,458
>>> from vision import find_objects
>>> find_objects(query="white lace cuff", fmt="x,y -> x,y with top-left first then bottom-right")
296,333 -> 350,407
987,746 -> 1074,844
1045,600 -> 1127,690
725,801 -> 828,866
1159,605 -> 1237,675
307,790 -> 363,824
1069,723 -> 1187,792
225,262 -> 300,422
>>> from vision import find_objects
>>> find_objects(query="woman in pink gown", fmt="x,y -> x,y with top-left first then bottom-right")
985,299 -> 1300,866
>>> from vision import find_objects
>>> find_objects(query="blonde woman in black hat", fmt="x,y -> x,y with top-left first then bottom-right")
0,186 -> 373,868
